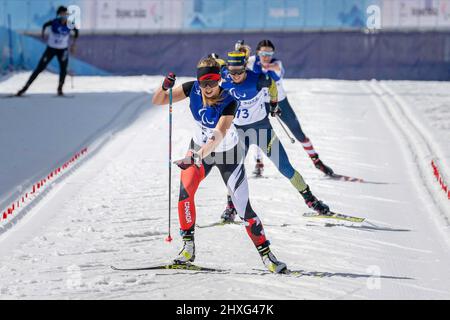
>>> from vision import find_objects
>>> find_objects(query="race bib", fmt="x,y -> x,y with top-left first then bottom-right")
233,90 -> 268,126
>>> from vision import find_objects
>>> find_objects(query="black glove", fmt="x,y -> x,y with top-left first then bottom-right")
208,53 -> 226,69
269,101 -> 281,117
235,40 -> 245,51
208,53 -> 219,59
162,72 -> 176,91
174,151 -> 202,170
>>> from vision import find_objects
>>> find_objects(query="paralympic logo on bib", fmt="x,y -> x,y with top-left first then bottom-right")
229,88 -> 247,100
198,108 -> 215,126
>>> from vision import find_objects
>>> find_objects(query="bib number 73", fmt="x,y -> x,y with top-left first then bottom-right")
236,108 -> 249,119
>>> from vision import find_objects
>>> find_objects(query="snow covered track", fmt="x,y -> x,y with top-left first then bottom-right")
367,81 -> 450,233
0,75 -> 449,299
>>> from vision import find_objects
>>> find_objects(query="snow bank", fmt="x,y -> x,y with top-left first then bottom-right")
0,72 -> 164,229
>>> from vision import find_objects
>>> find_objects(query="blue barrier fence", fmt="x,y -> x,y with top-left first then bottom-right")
0,24 -> 23,74
3,30 -> 450,80
0,26 -> 108,75
69,32 -> 450,80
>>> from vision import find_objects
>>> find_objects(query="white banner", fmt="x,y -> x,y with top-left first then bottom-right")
382,0 -> 450,29
81,0 -> 184,31
52,0 -> 450,32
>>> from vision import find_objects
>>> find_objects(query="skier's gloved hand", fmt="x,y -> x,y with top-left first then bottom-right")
208,53 -> 220,60
174,151 -> 202,170
208,53 -> 226,69
269,101 -> 281,117
235,40 -> 245,51
162,72 -> 176,91
235,40 -> 251,60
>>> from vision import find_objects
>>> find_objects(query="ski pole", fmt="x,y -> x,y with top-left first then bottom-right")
70,71 -> 74,89
275,115 -> 295,144
165,88 -> 173,243
70,68 -> 74,89
68,53 -> 73,89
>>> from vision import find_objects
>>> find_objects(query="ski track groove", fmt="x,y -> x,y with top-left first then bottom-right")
366,81 -> 450,236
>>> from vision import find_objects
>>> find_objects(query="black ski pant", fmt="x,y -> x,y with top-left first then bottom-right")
24,46 -> 69,91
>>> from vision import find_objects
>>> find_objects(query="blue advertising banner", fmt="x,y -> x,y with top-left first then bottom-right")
1,0 -> 449,32
1,1 -> 450,79
183,0 -> 380,30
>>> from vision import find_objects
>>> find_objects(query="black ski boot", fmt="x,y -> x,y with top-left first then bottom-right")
221,196 -> 237,223
221,206 -> 237,223
300,185 -> 331,215
253,159 -> 264,177
311,156 -> 334,176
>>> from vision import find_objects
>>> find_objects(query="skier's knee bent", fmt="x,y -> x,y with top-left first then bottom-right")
244,217 -> 267,247
265,133 -> 296,179
230,192 -> 268,247
269,150 -> 295,179
277,161 -> 296,180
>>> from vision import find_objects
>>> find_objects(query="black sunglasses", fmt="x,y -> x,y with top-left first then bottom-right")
228,68 -> 246,76
199,80 -> 220,88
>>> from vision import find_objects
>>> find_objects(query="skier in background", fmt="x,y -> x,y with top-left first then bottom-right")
151,57 -> 288,274
16,6 -> 78,97
238,40 -> 334,177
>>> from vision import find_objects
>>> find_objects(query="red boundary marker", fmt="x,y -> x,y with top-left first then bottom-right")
1,147 -> 88,221
431,160 -> 449,200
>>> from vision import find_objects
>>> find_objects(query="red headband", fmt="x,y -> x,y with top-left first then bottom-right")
197,66 -> 221,81
198,73 -> 221,81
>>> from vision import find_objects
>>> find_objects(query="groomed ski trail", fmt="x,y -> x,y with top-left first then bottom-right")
0,77 -> 449,300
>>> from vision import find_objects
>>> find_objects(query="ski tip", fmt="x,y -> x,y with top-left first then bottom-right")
330,173 -> 365,183
196,220 -> 243,228
110,263 -> 227,273
249,175 -> 269,180
303,212 -> 365,223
